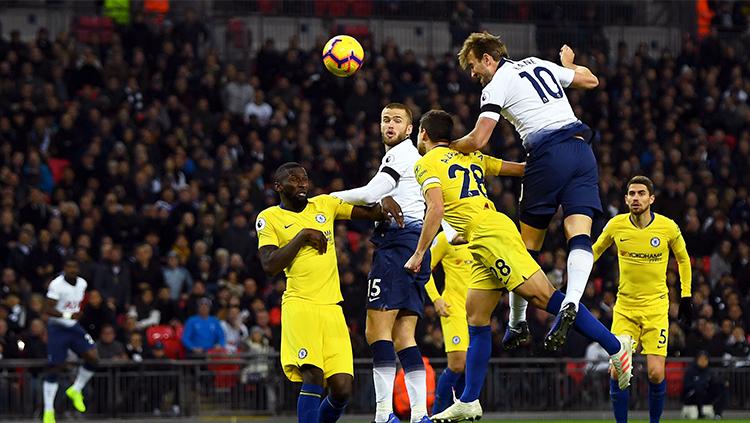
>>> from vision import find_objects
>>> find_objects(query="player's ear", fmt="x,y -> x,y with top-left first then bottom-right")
273,180 -> 282,193
405,123 -> 413,137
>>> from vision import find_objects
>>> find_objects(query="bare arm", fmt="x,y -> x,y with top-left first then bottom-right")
349,196 -> 404,227
258,229 -> 327,276
560,44 -> 598,89
404,188 -> 444,272
451,117 -> 497,153
45,298 -> 63,318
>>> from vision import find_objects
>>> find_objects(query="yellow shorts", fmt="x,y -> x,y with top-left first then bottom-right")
467,212 -> 541,291
280,301 -> 353,382
440,310 -> 469,353
611,303 -> 669,357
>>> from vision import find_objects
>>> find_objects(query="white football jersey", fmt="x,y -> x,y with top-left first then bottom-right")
379,139 -> 425,223
46,274 -> 87,327
479,57 -> 578,147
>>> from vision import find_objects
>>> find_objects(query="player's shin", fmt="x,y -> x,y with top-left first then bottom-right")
72,362 -> 95,392
298,384 -> 324,423
508,291 -> 528,327
371,340 -> 397,422
563,234 -> 593,310
546,290 -> 620,355
43,373 -> 59,412
610,378 -> 629,423
459,325 -> 491,403
649,379 -> 666,423
398,346 -> 428,422
433,368 -> 461,414
318,395 -> 348,423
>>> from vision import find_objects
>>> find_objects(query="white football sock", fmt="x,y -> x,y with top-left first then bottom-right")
563,248 -> 594,310
72,366 -> 94,391
508,291 -> 528,326
405,369 -> 427,422
373,365 -> 396,422
43,380 -> 58,412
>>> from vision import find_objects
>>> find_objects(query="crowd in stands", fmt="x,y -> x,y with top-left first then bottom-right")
0,4 -> 748,372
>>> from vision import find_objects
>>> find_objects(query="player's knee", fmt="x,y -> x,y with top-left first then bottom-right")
447,357 -> 466,373
328,375 -> 353,402
300,365 -> 324,386
648,366 -> 665,384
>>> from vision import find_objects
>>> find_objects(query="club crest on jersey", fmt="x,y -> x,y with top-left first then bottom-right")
256,218 -> 266,231
298,348 -> 308,359
481,92 -> 488,103
315,214 -> 327,224
452,336 -> 461,345
650,237 -> 660,247
385,155 -> 394,164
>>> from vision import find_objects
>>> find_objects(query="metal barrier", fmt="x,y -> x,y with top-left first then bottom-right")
1,356 -> 748,418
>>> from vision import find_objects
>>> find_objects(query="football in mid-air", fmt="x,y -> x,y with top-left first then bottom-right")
322,35 -> 364,77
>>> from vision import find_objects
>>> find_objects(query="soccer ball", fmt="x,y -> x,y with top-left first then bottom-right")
322,35 -> 364,77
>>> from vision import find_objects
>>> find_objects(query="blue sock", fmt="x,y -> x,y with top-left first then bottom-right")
610,378 -> 629,423
649,379 -> 666,423
298,383 -> 324,423
318,395 -> 348,423
546,290 -> 620,355
433,368 -> 461,414
455,372 -> 466,399
397,346 -> 425,373
460,325 -> 491,403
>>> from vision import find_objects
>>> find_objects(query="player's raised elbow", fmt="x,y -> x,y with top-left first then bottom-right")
578,73 -> 599,89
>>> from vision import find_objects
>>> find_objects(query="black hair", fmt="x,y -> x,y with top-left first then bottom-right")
420,110 -> 454,142
273,162 -> 304,183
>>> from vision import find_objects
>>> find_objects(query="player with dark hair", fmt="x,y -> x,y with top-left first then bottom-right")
593,175 -> 693,423
43,257 -> 99,423
453,31 -> 602,351
407,110 -> 633,423
257,162 -> 401,423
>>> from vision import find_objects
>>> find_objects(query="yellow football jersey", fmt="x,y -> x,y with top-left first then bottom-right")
425,231 -> 473,310
414,146 -> 504,238
593,212 -> 691,308
256,195 -> 353,305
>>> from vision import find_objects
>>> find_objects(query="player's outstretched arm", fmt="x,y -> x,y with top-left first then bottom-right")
330,171 -> 397,205
483,155 -> 525,178
349,196 -> 405,227
560,44 -> 598,89
451,116 -> 497,153
258,229 -> 327,276
404,187 -> 443,273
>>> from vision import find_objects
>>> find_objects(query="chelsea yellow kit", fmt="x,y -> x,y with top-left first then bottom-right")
425,231 -> 473,352
593,212 -> 691,356
256,195 -> 354,381
414,146 -> 540,292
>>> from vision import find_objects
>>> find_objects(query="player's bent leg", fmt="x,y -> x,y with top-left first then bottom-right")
66,345 -> 98,413
367,309 -> 400,423
43,366 -> 63,423
298,365 -> 325,423
318,373 -> 352,423
647,355 -> 667,423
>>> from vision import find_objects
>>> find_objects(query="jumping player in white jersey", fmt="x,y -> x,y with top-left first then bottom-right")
331,103 -> 431,423
450,32 -> 601,351
43,258 -> 99,423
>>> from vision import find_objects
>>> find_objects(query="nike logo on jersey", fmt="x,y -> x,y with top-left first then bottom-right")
619,238 -> 629,242
657,345 -> 665,349
284,223 -> 294,229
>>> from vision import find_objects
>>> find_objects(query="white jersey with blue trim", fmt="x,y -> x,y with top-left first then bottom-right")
379,139 -> 425,223
46,274 -> 87,328
479,57 -> 578,147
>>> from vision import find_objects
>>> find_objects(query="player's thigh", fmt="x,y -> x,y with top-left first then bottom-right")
611,307 -> 643,349
321,305 -> 354,380
469,217 -> 541,293
465,289 -> 502,326
365,308 -> 399,343
46,324 -> 73,365
69,324 -> 97,360
638,305 -> 669,357
367,240 -> 429,316
559,142 -> 602,219
520,148 -> 567,217
441,313 -> 469,354
280,302 -> 325,382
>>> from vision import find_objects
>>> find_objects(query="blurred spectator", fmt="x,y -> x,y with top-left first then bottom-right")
162,251 -> 193,301
220,302 -> 248,354
125,332 -> 147,362
181,297 -> 225,356
93,244 -> 132,312
449,1 -> 478,48
682,351 -> 727,419
79,289 -> 117,340
97,324 -> 128,360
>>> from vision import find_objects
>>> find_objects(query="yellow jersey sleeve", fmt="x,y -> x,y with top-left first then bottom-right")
255,210 -> 279,248
414,156 -> 442,194
324,194 -> 354,220
592,219 -> 615,262
668,220 -> 692,298
481,154 -> 504,176
425,232 -> 449,302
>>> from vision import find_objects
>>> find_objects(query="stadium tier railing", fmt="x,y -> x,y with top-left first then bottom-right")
0,356 -> 748,418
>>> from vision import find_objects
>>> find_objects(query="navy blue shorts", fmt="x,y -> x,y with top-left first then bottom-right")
47,322 -> 96,364
520,122 -> 602,228
367,221 -> 430,317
